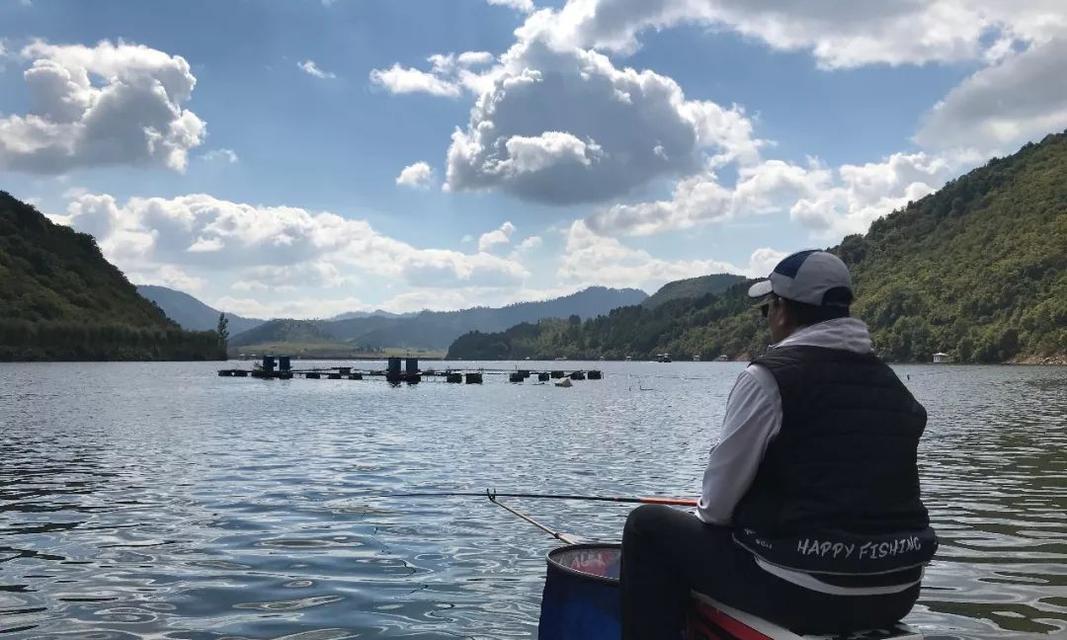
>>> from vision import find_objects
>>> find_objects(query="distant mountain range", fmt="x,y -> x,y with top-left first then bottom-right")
449,132 -> 1067,364
641,273 -> 745,309
230,286 -> 649,351
329,309 -> 411,321
0,192 -> 222,361
137,285 -> 266,336
136,284 -> 650,353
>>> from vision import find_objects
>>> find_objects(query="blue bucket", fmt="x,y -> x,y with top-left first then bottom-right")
538,543 -> 622,640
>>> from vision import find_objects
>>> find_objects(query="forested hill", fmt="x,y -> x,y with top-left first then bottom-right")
0,192 -> 223,361
448,132 -> 1067,364
641,274 -> 745,309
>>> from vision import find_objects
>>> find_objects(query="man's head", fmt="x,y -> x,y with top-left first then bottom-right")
748,250 -> 854,343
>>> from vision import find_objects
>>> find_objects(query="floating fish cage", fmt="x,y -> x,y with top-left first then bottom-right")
217,357 -> 601,386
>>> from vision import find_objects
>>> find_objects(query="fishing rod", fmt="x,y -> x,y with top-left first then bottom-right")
391,489 -> 697,507
486,490 -> 582,545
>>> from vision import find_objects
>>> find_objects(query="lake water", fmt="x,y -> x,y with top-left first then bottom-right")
1,361 -> 1064,639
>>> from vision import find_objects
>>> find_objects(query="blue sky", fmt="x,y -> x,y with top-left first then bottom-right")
2,0 -> 1064,318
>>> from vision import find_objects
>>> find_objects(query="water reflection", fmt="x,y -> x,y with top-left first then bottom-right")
0,361 -> 1064,638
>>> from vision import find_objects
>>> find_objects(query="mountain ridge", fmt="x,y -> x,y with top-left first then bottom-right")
642,273 -> 746,309
0,192 -> 223,361
230,285 -> 649,351
447,132 -> 1067,363
137,285 -> 265,335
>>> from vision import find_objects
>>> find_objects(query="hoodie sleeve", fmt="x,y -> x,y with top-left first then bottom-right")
696,364 -> 782,525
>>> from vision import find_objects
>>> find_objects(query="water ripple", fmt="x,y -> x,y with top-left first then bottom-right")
0,361 -> 1064,638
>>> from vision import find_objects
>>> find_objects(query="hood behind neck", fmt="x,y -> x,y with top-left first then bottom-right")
772,317 -> 873,355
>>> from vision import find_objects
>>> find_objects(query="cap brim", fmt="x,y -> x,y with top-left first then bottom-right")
748,280 -> 773,299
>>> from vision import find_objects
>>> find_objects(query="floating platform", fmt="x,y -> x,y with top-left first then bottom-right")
217,357 -> 601,386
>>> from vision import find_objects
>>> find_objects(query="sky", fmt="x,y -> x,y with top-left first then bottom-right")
2,0 -> 1066,319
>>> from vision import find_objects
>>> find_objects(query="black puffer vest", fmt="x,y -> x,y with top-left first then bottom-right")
732,345 -> 937,575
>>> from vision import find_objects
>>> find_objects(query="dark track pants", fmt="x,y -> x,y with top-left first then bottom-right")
619,504 -> 920,639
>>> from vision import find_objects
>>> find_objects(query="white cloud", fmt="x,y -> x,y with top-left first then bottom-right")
395,161 -> 435,188
369,63 -> 462,97
457,51 -> 495,67
747,248 -> 788,278
478,221 -> 516,252
130,264 -> 205,293
365,1 -> 1067,214
443,34 -> 763,204
559,219 -> 788,293
587,159 -> 828,236
514,235 -> 543,253
585,150 -> 963,241
214,295 -> 367,320
487,0 -> 535,13
232,261 -> 356,292
916,38 -> 1067,154
523,0 -> 1067,69
55,193 -> 530,296
558,219 -> 745,290
379,284 -> 579,314
202,148 -> 239,163
503,131 -> 602,174
790,152 -> 958,237
299,59 -> 336,80
369,51 -> 502,98
0,40 -> 205,173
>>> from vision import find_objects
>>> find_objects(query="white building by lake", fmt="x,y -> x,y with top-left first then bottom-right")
933,352 -> 951,363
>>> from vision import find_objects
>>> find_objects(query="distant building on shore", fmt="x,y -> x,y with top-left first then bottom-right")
932,352 -> 951,364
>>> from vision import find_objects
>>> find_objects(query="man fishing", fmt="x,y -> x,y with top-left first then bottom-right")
619,250 -> 937,637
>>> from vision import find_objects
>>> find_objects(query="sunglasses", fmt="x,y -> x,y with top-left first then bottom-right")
759,296 -> 778,318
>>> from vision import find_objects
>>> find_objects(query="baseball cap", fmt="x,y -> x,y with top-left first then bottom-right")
748,250 -> 853,307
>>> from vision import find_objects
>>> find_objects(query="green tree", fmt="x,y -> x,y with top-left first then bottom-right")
217,313 -> 230,353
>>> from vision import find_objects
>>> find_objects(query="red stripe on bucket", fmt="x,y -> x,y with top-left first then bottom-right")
690,607 -> 774,640
708,608 -> 773,640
